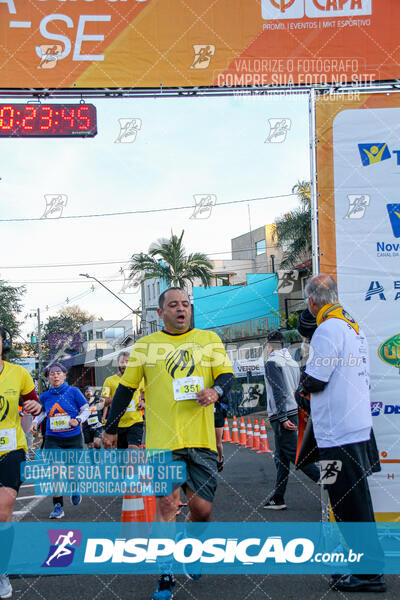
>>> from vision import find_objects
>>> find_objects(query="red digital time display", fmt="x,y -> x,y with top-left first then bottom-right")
0,103 -> 97,138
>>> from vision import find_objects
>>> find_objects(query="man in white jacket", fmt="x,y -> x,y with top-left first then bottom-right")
263,330 -> 320,509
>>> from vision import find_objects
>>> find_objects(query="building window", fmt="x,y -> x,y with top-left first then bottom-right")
105,327 -> 125,339
95,330 -> 103,340
150,321 -> 157,333
81,331 -> 87,341
88,330 -> 93,341
228,349 -> 238,362
215,275 -> 230,286
255,239 -> 266,255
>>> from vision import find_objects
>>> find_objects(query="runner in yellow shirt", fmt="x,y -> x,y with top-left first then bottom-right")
103,288 -> 234,600
0,326 -> 41,598
100,351 -> 144,449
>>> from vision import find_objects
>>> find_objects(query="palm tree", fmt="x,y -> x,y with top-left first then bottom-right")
291,180 -> 311,209
273,180 -> 312,271
129,230 -> 214,288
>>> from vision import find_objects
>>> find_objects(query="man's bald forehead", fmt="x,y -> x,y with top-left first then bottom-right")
313,274 -> 335,288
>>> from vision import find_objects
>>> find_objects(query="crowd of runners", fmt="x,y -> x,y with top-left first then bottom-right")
0,287 -> 234,599
0,280 -> 387,598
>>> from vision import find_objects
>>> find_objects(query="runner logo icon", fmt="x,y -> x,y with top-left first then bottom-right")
343,194 -> 370,219
358,143 -> 391,166
319,460 -> 342,485
370,402 -> 383,416
42,529 -> 82,568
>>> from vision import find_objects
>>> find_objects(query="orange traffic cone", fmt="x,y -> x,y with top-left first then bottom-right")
239,417 -> 247,446
231,416 -> 240,443
257,419 -> 272,453
252,418 -> 260,451
246,418 -> 253,448
222,418 -> 232,442
121,495 -> 148,522
144,494 -> 157,522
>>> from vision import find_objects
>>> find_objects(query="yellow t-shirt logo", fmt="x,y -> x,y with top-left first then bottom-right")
165,349 -> 195,378
0,395 -> 9,422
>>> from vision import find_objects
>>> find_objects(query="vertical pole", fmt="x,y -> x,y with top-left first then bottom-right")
37,308 -> 42,396
248,204 -> 255,272
309,88 -> 320,276
309,88 -> 327,521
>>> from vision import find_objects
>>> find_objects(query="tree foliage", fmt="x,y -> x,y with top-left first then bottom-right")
274,180 -> 312,271
43,305 -> 97,358
129,230 -> 213,288
43,305 -> 96,338
0,280 -> 26,358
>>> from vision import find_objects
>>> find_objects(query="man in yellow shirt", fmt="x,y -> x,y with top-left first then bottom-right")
100,351 -> 144,449
0,326 -> 41,598
103,288 -> 234,600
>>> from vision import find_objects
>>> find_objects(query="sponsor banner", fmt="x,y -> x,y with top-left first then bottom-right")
316,92 -> 400,517
232,358 -> 265,378
0,1 -> 398,88
1,522 -> 399,574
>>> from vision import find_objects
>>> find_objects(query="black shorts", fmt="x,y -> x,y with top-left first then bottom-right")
83,427 -> 102,444
0,449 -> 26,492
44,433 -> 83,450
214,402 -> 227,428
171,447 -> 218,503
117,422 -> 144,449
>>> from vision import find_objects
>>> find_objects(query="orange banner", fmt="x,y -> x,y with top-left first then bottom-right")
0,0 -> 398,89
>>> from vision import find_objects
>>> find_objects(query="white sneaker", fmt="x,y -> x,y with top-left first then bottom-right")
0,575 -> 12,599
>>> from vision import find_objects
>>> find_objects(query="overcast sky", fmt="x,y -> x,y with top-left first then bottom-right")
0,93 -> 310,339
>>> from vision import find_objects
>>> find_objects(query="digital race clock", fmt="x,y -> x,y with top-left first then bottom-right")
0,103 -> 97,137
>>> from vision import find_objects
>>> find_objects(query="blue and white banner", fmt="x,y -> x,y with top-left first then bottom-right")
1,522 -> 399,575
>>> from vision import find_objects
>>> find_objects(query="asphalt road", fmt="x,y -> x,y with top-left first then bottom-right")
11,431 -> 398,600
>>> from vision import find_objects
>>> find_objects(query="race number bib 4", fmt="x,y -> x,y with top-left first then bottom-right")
88,415 -> 99,426
173,376 -> 204,401
0,428 -> 17,451
126,399 -> 136,412
49,415 -> 70,431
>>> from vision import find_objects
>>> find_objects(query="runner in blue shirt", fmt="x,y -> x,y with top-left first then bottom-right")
32,363 -> 90,519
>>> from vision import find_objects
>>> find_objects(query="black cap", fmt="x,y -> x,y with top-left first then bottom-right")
297,308 -> 317,339
266,330 -> 285,345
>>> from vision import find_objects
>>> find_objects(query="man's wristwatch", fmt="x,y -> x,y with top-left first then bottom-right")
212,386 -> 223,398
75,417 -> 82,425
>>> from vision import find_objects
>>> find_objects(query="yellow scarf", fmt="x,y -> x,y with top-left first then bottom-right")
316,303 -> 359,334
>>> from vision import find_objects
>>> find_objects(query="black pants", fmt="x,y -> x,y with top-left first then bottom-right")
44,433 -> 83,506
271,414 -> 320,499
319,441 -> 384,573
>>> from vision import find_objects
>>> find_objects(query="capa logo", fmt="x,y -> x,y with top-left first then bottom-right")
261,0 -> 372,19
306,0 -> 372,16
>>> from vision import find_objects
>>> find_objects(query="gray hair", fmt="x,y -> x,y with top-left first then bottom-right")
305,274 -> 338,306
